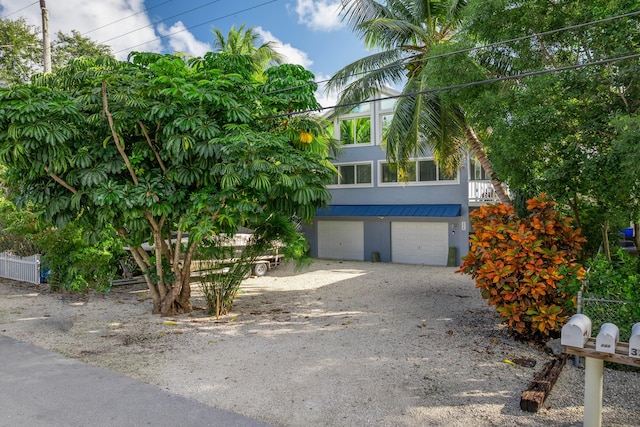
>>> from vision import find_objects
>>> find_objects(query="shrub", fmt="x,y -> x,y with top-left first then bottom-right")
581,249 -> 640,341
458,194 -> 586,341
35,222 -> 125,292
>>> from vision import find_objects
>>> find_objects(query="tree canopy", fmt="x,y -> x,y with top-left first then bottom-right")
460,0 -> 640,254
0,18 -> 113,87
0,52 -> 334,315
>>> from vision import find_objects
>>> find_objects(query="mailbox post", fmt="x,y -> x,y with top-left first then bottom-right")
562,316 -> 640,427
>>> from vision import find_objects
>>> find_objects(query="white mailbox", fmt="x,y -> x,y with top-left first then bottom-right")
595,323 -> 619,354
561,314 -> 592,348
629,322 -> 640,358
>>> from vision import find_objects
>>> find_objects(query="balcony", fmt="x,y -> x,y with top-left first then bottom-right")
469,180 -> 509,206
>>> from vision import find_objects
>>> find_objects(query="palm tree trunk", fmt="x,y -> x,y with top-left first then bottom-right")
464,123 -> 511,206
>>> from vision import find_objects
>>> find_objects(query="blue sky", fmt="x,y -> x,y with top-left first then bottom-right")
0,0 -> 373,105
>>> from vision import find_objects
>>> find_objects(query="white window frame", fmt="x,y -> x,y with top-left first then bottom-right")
377,158 -> 460,187
328,161 -> 375,188
333,102 -> 374,147
377,97 -> 396,145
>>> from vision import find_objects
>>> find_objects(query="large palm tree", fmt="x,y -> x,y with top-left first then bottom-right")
327,0 -> 510,205
212,24 -> 284,74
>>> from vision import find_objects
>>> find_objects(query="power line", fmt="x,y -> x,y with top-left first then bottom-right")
83,0 -> 176,36
275,9 -> 640,97
265,52 -> 640,119
113,0 -> 280,55
1,1 -> 39,18
99,0 -> 223,44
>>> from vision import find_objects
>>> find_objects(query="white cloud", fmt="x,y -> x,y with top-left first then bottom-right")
255,26 -> 312,68
0,0 -> 208,60
157,21 -> 210,58
314,73 -> 339,109
294,0 -> 343,31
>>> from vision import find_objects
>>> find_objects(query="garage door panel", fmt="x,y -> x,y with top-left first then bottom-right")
392,222 -> 448,265
318,221 -> 364,261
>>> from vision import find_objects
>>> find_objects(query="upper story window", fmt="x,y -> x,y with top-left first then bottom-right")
379,159 -> 458,185
339,117 -> 371,145
328,102 -> 373,146
469,157 -> 490,180
329,162 -> 373,187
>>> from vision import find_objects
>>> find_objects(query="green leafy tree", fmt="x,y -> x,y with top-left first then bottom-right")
0,18 -> 41,87
0,18 -> 113,86
51,29 -> 113,70
327,0 -> 511,205
0,53 -> 334,316
462,0 -> 640,255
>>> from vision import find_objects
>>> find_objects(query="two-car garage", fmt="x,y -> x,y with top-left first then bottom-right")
313,205 -> 462,266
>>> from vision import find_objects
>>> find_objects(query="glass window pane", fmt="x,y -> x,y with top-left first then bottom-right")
381,114 -> 393,137
330,171 -> 339,185
404,162 -> 416,182
340,120 -> 354,144
350,103 -> 370,113
380,98 -> 397,111
419,160 -> 437,181
354,117 -> 370,144
356,164 -> 372,184
340,165 -> 355,184
381,163 -> 397,183
439,168 -> 457,181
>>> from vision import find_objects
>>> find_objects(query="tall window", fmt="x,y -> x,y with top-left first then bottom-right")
469,158 -> 490,180
331,162 -> 373,186
339,117 -> 371,145
380,159 -> 457,184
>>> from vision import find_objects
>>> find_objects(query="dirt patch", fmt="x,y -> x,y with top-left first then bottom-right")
0,260 -> 638,426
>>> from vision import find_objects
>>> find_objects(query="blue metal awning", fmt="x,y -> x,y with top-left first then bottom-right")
316,204 -> 461,217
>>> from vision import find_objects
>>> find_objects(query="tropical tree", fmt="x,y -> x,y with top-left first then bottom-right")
0,52 -> 334,316
213,24 -> 284,74
0,18 -> 41,87
327,0 -> 511,205
462,0 -> 640,256
52,29 -> 113,70
0,18 -> 113,86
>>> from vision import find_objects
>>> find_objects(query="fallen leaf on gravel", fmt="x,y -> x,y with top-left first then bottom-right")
163,321 -> 178,326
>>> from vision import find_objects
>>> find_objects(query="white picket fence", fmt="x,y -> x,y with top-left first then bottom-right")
0,252 -> 41,285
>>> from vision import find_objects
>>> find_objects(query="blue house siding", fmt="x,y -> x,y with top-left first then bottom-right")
306,91 -> 471,266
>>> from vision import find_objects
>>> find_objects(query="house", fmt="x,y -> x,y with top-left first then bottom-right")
303,89 -> 497,266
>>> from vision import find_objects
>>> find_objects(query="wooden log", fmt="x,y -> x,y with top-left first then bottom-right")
520,355 -> 567,412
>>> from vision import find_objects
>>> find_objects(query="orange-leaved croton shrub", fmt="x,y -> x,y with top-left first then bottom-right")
457,194 -> 586,341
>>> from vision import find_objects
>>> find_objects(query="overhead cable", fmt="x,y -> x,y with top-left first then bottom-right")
113,0 -> 280,54
263,52 -> 640,119
1,1 -> 39,18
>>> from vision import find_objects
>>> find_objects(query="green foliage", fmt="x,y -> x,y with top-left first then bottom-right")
0,19 -> 113,87
462,0 -> 640,255
0,51 -> 334,314
0,18 -> 41,86
0,196 -> 40,256
458,194 -> 586,341
51,30 -> 113,70
34,222 -> 125,292
581,249 -> 640,341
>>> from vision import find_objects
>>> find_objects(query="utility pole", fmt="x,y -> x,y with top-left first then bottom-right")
40,0 -> 51,72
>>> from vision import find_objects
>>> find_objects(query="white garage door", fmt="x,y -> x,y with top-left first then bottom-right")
391,222 -> 448,265
318,221 -> 364,261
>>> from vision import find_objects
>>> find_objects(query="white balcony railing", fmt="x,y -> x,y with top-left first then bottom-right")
468,180 -> 507,205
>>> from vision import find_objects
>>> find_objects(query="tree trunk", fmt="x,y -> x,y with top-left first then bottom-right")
464,124 -> 511,206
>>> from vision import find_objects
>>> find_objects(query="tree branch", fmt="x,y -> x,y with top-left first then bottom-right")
137,120 -> 167,172
44,167 -> 77,194
102,80 -> 139,185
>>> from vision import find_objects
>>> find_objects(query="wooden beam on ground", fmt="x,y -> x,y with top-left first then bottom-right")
520,355 -> 567,413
